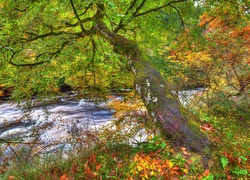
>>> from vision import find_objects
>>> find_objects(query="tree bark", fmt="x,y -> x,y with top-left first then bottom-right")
95,20 -> 210,165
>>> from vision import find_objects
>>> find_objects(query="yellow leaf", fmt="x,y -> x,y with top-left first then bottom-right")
150,171 -> 155,176
0,90 -> 4,96
183,169 -> 188,174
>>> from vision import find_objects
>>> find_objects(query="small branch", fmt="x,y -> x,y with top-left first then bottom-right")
0,138 -> 44,145
14,3 -> 36,13
10,60 -> 46,67
70,0 -> 86,32
78,3 -> 93,17
91,39 -> 97,86
169,4 -> 185,30
134,0 -> 185,17
133,0 -> 147,15
24,31 -> 65,41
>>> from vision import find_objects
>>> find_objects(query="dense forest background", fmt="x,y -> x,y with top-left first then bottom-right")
0,0 -> 249,179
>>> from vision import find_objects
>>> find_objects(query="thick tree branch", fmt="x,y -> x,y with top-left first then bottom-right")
8,41 -> 69,67
6,48 -> 46,67
23,29 -> 92,42
114,0 -> 139,32
134,0 -> 147,15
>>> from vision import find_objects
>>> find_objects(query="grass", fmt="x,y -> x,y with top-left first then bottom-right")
0,93 -> 249,179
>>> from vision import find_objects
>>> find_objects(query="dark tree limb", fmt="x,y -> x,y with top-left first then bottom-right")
70,0 -> 86,32
7,41 -> 70,67
78,3 -> 93,17
135,0 -> 186,17
169,4 -> 185,30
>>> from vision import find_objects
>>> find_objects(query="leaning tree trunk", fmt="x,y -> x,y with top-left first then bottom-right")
95,20 -> 210,165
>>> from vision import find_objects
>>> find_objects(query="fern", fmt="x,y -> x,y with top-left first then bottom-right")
232,167 -> 248,175
220,156 -> 229,171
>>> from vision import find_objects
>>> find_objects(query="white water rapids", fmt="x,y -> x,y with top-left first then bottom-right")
0,93 -> 117,164
0,89 -> 203,164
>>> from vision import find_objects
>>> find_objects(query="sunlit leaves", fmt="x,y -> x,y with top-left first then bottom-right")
129,151 -> 186,179
106,91 -> 145,119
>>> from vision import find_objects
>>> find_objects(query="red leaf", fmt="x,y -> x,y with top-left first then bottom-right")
200,124 -> 215,131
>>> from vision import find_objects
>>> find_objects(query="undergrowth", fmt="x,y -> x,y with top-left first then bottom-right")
0,91 -> 249,179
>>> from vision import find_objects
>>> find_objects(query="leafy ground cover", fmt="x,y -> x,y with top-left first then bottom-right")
0,92 -> 249,180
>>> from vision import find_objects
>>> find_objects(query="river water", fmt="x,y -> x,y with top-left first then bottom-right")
0,89 -> 203,164
0,93 -> 117,164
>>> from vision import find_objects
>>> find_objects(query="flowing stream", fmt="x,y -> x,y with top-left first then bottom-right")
0,93 -> 117,164
0,89 -> 203,164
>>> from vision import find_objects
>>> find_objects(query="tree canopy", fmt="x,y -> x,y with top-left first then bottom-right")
0,0 -> 200,98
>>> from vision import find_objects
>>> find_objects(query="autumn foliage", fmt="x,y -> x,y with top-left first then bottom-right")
168,3 -> 250,119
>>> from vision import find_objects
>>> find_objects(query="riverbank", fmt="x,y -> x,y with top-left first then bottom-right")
1,92 -> 249,179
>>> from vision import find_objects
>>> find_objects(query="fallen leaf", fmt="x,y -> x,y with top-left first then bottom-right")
96,163 -> 102,171
180,147 -> 186,151
200,124 -> 215,131
60,174 -> 68,180
180,147 -> 190,156
203,169 -> 210,176
182,150 -> 191,156
8,176 -> 15,180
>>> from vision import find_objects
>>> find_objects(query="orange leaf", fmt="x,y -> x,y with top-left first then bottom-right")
203,169 -> 210,176
8,176 -> 15,180
60,174 -> 68,180
96,163 -> 102,171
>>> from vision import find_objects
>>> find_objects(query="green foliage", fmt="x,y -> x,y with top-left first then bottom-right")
220,156 -> 229,171
232,167 -> 249,176
134,136 -> 167,154
201,174 -> 214,180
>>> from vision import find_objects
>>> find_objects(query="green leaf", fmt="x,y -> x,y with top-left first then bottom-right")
220,156 -> 229,171
160,142 -> 166,149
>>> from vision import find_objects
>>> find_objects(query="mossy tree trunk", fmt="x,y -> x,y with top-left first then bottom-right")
95,20 -> 210,162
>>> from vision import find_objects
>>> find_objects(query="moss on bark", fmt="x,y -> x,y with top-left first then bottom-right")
96,20 -> 210,166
